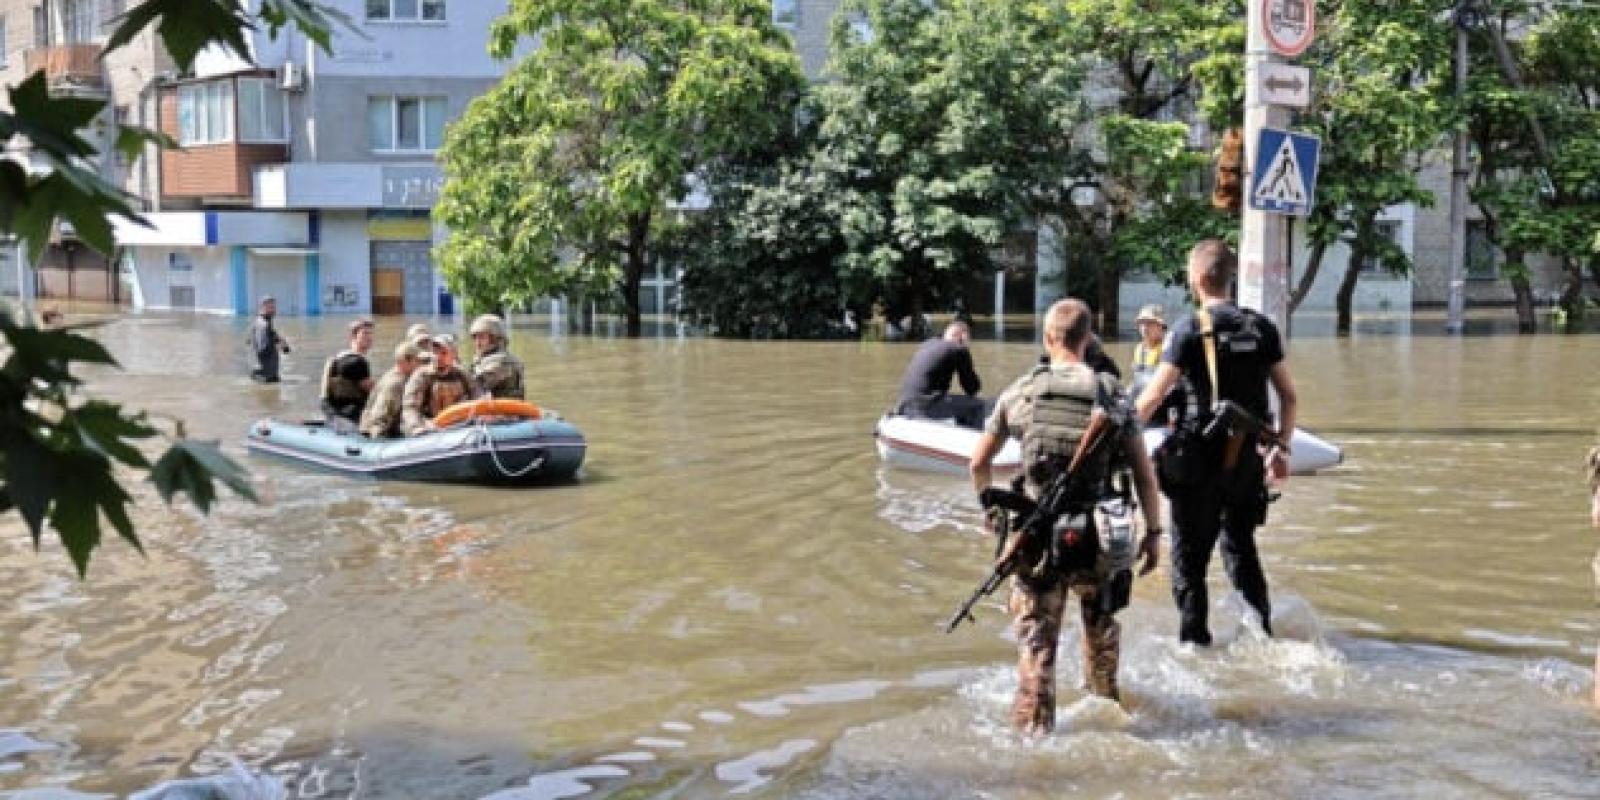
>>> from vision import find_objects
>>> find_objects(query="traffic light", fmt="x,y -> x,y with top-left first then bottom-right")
1212,127 -> 1244,212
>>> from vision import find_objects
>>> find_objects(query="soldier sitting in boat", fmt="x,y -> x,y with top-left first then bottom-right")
896,320 -> 988,428
320,318 -> 375,431
405,323 -> 433,365
401,334 -> 481,436
360,341 -> 424,439
468,314 -> 525,399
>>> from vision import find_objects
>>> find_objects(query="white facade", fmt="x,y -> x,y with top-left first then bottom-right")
122,0 -> 512,317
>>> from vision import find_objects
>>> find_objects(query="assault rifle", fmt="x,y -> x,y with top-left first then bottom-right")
1203,400 -> 1283,472
1202,400 -> 1282,447
944,408 -> 1115,633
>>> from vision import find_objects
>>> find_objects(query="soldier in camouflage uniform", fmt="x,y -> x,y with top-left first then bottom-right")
405,323 -> 433,365
359,341 -> 423,439
401,334 -> 480,436
970,299 -> 1163,735
468,314 -> 525,399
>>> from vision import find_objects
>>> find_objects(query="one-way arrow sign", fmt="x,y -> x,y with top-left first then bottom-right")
1259,63 -> 1312,108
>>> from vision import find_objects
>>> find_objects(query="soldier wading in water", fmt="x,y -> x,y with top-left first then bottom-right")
970,299 -> 1163,734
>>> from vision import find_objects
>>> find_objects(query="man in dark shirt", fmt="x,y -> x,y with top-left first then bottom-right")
320,318 -> 375,428
1135,239 -> 1298,646
896,321 -> 987,427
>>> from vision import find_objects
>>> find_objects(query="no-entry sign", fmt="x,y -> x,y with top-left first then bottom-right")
1262,0 -> 1315,57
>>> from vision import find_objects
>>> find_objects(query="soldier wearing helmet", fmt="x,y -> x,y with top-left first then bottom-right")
468,314 -> 525,399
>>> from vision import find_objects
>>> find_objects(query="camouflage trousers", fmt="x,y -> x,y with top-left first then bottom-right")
1007,572 -> 1121,735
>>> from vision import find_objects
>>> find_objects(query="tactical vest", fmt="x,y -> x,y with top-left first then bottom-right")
1018,363 -> 1116,497
1199,306 -> 1272,421
322,350 -> 368,406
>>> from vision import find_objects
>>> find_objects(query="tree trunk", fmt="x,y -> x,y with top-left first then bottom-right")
1505,248 -> 1536,334
622,211 -> 651,338
1097,264 -> 1121,338
1288,239 -> 1329,314
1335,235 -> 1369,338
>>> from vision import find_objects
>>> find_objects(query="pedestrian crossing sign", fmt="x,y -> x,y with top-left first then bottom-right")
1249,127 -> 1321,216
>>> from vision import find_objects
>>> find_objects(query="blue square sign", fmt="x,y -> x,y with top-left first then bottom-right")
1249,127 -> 1321,216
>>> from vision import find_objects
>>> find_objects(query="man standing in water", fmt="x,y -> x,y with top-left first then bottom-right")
971,299 -> 1162,733
896,321 -> 986,427
248,296 -> 291,383
1134,240 -> 1298,646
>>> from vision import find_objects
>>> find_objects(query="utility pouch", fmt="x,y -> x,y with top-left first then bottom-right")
1092,497 -> 1137,576
1155,425 -> 1217,492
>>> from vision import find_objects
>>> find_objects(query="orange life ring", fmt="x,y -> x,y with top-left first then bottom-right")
434,398 -> 542,428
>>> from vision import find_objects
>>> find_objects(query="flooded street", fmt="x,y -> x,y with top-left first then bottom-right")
2,313 -> 1598,798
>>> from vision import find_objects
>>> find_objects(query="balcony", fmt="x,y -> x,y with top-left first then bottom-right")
24,44 -> 106,92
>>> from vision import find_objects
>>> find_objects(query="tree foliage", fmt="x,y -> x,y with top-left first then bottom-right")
1280,0 -> 1451,336
1465,3 -> 1600,330
435,0 -> 807,336
0,1 -> 339,573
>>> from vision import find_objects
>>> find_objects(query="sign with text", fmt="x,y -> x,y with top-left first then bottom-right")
1259,63 -> 1312,108
1263,0 -> 1315,57
1249,127 -> 1321,216
381,166 -> 445,209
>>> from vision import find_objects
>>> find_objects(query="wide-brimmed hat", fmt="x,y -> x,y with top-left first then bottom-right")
1135,304 -> 1167,325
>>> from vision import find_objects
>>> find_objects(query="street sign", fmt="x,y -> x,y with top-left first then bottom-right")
1262,0 -> 1315,57
1259,63 -> 1311,108
1249,127 -> 1321,216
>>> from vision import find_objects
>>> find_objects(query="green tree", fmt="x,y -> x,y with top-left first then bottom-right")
435,0 -> 807,337
1282,0 -> 1452,336
0,0 -> 343,574
1465,3 -> 1600,331
1044,0 -> 1238,331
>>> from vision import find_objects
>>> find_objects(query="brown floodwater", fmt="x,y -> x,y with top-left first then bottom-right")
2,311 -> 1597,799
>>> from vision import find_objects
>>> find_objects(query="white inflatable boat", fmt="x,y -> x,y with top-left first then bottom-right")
873,415 -> 1342,476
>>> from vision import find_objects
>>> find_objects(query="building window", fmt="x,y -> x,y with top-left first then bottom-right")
367,96 -> 448,153
1360,220 -> 1402,273
1466,220 -> 1497,280
772,0 -> 798,28
57,0 -> 103,44
366,0 -> 446,22
177,81 -> 235,146
238,77 -> 287,142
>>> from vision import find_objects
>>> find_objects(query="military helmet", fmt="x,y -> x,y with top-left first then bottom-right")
469,314 -> 506,340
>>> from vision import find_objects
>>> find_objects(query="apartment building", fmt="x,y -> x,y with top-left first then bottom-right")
97,0 -> 517,317
0,0 -> 171,304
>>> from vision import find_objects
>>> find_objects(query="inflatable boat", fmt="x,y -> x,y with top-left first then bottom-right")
246,413 -> 586,485
873,415 -> 1342,477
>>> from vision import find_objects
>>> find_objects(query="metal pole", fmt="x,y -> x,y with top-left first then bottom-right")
1445,12 -> 1469,334
1239,0 -> 1293,332
993,269 -> 1004,340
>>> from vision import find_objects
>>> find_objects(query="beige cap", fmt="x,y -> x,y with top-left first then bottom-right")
405,323 -> 431,340
393,341 -> 421,361
1135,304 -> 1166,325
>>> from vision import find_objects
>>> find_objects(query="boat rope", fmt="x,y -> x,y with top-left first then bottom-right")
477,419 -> 544,479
